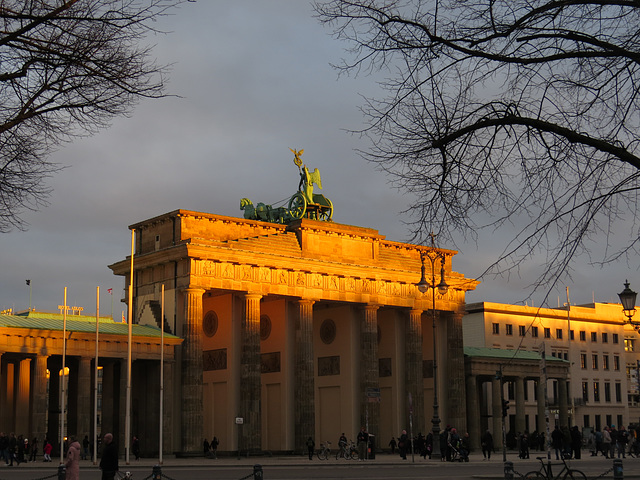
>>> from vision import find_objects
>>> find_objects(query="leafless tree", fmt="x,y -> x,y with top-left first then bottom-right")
0,0 -> 189,232
315,0 -> 640,298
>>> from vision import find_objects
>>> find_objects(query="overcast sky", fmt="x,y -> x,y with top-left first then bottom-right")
0,1 -> 635,318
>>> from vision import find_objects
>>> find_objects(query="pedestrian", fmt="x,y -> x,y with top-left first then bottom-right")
398,429 -> 409,460
132,436 -> 140,460
388,437 -> 397,454
203,439 -> 210,457
357,426 -> 368,461
65,440 -> 81,480
306,436 -> 315,460
211,436 -> 219,459
82,435 -> 90,461
571,426 -> 582,459
29,437 -> 38,462
99,433 -> 119,480
43,439 -> 52,462
552,425 -> 563,460
603,427 -> 612,459
482,429 -> 494,460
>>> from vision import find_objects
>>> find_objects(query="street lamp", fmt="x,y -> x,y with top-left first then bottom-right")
416,234 -> 448,459
618,280 -> 638,328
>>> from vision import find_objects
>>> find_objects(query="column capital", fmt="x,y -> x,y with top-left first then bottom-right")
244,292 -> 263,301
182,286 -> 205,295
297,298 -> 316,307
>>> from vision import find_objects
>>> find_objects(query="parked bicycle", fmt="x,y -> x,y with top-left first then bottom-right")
335,439 -> 359,460
317,441 -> 332,460
523,456 -> 587,480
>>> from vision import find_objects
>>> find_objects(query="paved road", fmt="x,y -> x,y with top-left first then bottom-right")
0,452 -> 636,480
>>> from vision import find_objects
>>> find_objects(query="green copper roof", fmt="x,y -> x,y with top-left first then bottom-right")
0,312 -> 181,340
464,346 -> 567,363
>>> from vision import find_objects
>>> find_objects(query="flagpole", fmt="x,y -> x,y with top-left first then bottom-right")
94,287 -> 100,465
125,228 -> 134,465
60,287 -> 67,464
159,284 -> 164,465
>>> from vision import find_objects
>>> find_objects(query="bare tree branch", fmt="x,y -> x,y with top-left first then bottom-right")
0,0 -> 188,232
316,0 -> 640,301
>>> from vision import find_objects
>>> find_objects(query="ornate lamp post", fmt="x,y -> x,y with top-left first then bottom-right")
416,234 -> 448,459
618,280 -> 638,327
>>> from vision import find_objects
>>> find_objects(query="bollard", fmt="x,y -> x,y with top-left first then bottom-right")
613,459 -> 623,480
253,464 -> 263,480
504,461 -> 514,480
152,464 -> 163,480
57,464 -> 66,480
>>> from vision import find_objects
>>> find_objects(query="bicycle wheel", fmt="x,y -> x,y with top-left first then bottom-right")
564,469 -> 587,480
349,448 -> 359,461
317,449 -> 327,460
523,472 -> 546,480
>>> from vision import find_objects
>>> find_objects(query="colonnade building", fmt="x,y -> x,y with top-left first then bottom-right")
463,301 -> 640,442
2,207 -> 637,457
108,209 -> 480,455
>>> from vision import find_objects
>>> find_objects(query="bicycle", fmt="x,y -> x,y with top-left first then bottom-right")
335,440 -> 359,460
317,441 -> 331,460
523,456 -> 587,480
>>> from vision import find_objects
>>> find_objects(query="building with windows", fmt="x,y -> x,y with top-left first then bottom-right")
108,209 -> 479,455
463,301 -> 640,440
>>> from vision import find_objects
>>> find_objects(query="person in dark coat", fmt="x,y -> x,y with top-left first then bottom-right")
482,430 -> 494,460
99,433 -> 118,480
571,426 -> 582,459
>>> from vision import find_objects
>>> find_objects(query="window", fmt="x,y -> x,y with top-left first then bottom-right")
613,333 -> 619,344
570,330 -> 575,340
580,353 -> 587,369
492,323 -> 500,334
604,382 -> 611,402
579,331 -> 586,341
532,326 -> 539,338
544,327 -> 551,338
614,355 -> 620,371
594,382 -> 600,402
602,332 -> 608,343
519,325 -> 526,337
625,338 -> 635,352
603,355 -> 610,370
584,415 -> 590,428
616,383 -> 622,402
556,328 -> 563,339
591,332 -> 598,342
506,324 -> 513,336
592,354 -> 599,370
582,382 -> 589,402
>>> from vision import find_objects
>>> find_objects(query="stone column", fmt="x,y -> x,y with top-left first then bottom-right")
77,357 -> 92,440
466,374 -> 481,451
515,376 -> 526,434
181,287 -> 205,454
491,377 -> 502,441
101,361 -> 115,438
536,379 -> 546,438
294,299 -> 315,453
16,358 -> 31,434
162,361 -> 174,455
558,378 -> 568,428
406,309 -> 425,435
32,355 -> 49,445
360,304 -> 380,437
240,293 -> 262,452
446,311 -> 467,431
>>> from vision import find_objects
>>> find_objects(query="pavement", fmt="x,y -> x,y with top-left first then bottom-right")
5,450 -> 640,475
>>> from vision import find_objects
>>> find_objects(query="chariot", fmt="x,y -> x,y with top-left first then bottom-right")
240,149 -> 333,224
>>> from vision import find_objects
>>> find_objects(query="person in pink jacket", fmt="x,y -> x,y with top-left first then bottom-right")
65,441 -> 81,480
